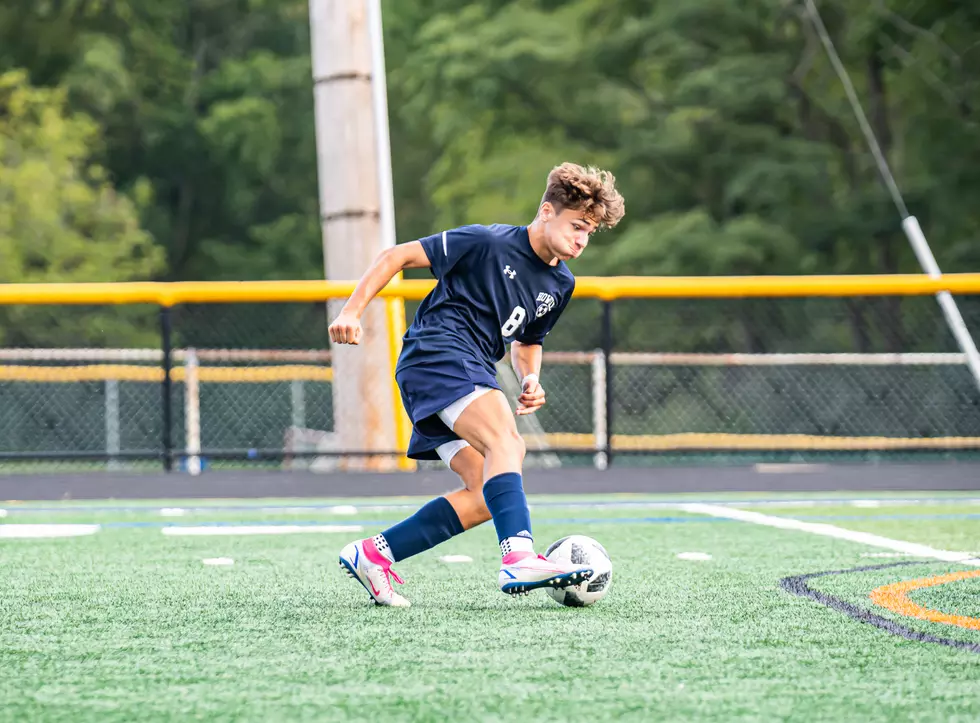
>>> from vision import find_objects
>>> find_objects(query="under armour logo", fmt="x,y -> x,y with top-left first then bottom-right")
503,265 -> 516,280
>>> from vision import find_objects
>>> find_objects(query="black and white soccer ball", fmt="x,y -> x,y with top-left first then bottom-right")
544,535 -> 612,607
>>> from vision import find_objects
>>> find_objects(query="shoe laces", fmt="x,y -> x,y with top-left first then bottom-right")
383,561 -> 405,587
361,539 -> 405,594
372,557 -> 404,593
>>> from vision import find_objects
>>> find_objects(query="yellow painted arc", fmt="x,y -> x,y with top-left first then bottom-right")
870,570 -> 980,631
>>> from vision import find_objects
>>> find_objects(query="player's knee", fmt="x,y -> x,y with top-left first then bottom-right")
486,427 -> 525,461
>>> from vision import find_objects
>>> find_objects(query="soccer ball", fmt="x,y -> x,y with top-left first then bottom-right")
544,535 -> 612,607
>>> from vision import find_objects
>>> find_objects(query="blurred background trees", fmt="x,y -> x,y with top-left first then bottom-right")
0,0 -> 978,347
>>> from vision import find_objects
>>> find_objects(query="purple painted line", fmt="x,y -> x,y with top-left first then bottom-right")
780,561 -> 980,654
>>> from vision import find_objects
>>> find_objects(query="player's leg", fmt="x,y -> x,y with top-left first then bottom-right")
365,443 -> 489,566
338,441 -> 490,607
442,444 -> 493,529
448,389 -> 593,596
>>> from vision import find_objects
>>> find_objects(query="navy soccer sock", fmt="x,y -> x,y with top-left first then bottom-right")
378,496 -> 465,562
482,472 -> 534,556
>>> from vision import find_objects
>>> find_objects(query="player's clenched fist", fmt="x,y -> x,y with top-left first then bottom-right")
516,374 -> 546,416
328,311 -> 363,345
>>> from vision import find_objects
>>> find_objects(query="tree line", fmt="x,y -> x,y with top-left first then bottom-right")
1,0 -> 978,350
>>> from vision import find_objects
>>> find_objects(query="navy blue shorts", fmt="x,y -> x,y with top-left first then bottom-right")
395,357 -> 501,461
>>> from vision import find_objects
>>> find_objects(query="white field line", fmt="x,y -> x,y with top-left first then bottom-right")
0,524 -> 100,539
4,497 -> 979,517
680,503 -> 980,566
162,525 -> 362,537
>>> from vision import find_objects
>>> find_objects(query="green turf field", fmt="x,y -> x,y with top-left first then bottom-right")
2,493 -> 979,722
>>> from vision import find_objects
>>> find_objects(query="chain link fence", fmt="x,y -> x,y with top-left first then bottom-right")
1,293 -> 979,471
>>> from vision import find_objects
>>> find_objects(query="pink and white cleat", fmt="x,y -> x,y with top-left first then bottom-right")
497,551 -> 593,597
338,538 -> 411,607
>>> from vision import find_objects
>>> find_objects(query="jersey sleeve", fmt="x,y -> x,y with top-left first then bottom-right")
418,225 -> 487,279
515,280 -> 575,346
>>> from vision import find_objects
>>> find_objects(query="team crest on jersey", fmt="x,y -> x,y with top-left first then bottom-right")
535,292 -> 556,318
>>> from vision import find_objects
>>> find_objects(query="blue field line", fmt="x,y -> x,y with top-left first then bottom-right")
101,516 -> 732,529
104,520 -> 377,528
92,512 -> 980,529
4,496 -> 980,515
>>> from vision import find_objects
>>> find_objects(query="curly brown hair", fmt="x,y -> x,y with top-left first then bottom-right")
541,162 -> 626,230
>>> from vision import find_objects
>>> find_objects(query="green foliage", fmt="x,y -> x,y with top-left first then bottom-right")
0,70 -> 160,284
387,0 -> 980,276
0,0 -> 321,283
383,0 -> 980,351
0,70 -> 163,346
1,0 -> 978,351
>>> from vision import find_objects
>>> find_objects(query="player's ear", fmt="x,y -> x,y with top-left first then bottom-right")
539,202 -> 555,222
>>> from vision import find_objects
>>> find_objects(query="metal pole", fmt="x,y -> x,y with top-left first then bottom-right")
185,348 -> 201,476
592,348 -> 608,470
160,307 -> 174,472
105,378 -> 120,471
367,0 -> 417,471
902,217 -> 980,387
602,301 -> 614,467
309,0 -> 399,469
366,0 -> 396,252
803,0 -> 980,393
291,378 -> 307,430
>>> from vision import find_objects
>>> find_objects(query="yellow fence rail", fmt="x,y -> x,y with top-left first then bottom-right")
0,365 -> 332,383
3,274 -> 979,468
532,433 -> 980,452
2,273 -> 980,305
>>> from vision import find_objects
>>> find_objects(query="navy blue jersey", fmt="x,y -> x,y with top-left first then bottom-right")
397,224 -> 575,380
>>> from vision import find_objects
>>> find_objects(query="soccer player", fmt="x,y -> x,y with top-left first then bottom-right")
332,163 -> 625,606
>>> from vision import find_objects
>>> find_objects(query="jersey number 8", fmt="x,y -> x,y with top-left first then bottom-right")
501,306 -> 526,337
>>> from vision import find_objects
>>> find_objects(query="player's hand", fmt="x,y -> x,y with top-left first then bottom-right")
516,374 -> 545,415
328,311 -> 363,345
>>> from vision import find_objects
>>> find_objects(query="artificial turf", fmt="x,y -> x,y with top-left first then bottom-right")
1,494 -> 979,722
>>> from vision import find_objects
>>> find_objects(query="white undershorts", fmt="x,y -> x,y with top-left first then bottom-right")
435,439 -> 470,466
433,385 -> 494,466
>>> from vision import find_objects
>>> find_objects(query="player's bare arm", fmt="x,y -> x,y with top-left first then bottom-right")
511,340 -> 545,416
328,241 -> 431,345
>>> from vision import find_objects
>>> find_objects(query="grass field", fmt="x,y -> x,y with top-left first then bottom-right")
2,492 -> 979,722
